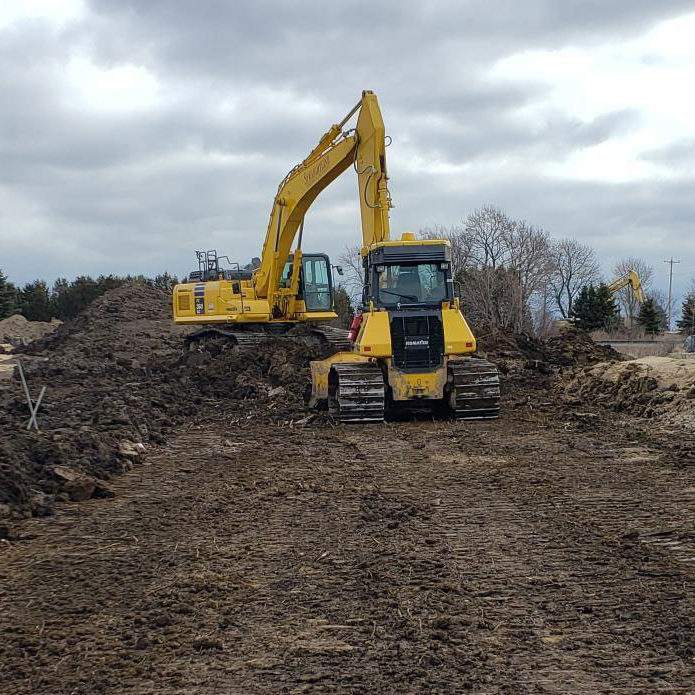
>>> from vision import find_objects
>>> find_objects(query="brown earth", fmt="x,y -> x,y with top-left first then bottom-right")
0,285 -> 329,519
3,286 -> 695,692
0,314 -> 61,346
2,285 -> 610,521
2,391 -> 695,693
566,356 -> 695,430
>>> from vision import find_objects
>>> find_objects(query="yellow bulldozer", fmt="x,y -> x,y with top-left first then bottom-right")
173,91 -> 500,422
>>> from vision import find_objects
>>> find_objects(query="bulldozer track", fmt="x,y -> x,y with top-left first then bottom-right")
328,362 -> 385,422
448,357 -> 500,419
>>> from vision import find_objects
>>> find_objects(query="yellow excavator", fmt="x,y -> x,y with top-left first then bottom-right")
608,270 -> 645,305
173,91 -> 500,422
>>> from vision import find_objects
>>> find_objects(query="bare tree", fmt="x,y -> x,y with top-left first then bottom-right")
505,221 -> 555,330
338,244 -> 365,303
459,266 -> 531,335
423,211 -> 555,335
420,224 -> 474,280
549,239 -> 601,318
465,205 -> 514,268
611,257 -> 654,327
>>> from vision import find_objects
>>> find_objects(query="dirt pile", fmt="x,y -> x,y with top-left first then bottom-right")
479,327 -> 623,397
565,356 -> 695,429
0,314 -> 60,346
0,285 -> 190,519
0,285 -> 324,520
481,327 -> 621,367
180,335 -> 324,413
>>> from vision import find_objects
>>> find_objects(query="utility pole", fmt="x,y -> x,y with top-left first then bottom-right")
663,257 -> 681,331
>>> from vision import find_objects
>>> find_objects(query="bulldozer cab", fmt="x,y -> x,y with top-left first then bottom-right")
374,262 -> 450,307
279,253 -> 334,312
366,243 -> 453,309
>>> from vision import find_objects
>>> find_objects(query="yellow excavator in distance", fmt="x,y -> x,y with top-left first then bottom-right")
173,91 -> 500,422
608,270 -> 646,305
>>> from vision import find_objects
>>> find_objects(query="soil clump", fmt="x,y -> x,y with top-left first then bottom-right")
0,314 -> 61,347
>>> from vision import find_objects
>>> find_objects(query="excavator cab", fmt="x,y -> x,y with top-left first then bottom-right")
278,253 -> 334,312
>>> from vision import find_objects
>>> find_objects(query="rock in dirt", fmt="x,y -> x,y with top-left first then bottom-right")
119,441 -> 146,462
51,465 -> 97,501
93,480 -> 116,499
31,490 -> 54,516
65,477 -> 97,502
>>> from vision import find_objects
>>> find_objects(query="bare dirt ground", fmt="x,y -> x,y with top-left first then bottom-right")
2,287 -> 695,693
2,397 -> 695,693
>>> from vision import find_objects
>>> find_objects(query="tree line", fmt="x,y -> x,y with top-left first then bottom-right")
340,205 -> 690,336
0,270 -> 179,322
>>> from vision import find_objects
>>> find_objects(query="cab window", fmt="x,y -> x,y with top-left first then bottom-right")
302,256 -> 331,311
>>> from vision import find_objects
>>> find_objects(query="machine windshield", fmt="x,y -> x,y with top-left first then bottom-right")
376,263 -> 449,306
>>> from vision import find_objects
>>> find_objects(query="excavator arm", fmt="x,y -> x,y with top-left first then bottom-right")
608,270 -> 645,304
253,91 -> 392,305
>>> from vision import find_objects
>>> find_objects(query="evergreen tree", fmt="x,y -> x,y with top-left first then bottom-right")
333,285 -> 354,329
150,272 -> 179,293
0,268 -> 18,319
18,280 -> 53,321
637,297 -> 662,335
50,276 -> 102,319
571,283 -> 617,331
677,293 -> 695,335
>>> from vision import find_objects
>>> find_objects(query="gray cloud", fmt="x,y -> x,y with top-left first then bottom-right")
0,0 -> 693,303
639,138 -> 695,169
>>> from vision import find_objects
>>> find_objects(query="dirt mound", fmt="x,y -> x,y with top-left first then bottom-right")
543,328 -> 624,366
0,314 -> 60,346
479,327 -> 623,398
481,327 -> 621,367
565,356 -> 695,429
1,284 -> 188,519
0,284 -> 322,520
180,336 -> 322,408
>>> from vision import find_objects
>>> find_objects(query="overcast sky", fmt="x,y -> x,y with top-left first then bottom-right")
1,0 -> 694,305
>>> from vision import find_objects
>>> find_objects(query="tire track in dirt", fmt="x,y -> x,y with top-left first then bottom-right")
2,410 -> 695,693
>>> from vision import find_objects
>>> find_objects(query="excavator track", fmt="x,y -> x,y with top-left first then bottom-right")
447,358 -> 500,420
328,363 -> 385,423
311,326 -> 352,352
184,326 -> 351,354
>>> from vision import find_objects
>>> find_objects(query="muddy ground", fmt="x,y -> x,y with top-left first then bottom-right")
2,287 -> 695,692
2,394 -> 695,693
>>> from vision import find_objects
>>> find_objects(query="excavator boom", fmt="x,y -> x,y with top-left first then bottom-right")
608,270 -> 645,304
254,90 -> 392,302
